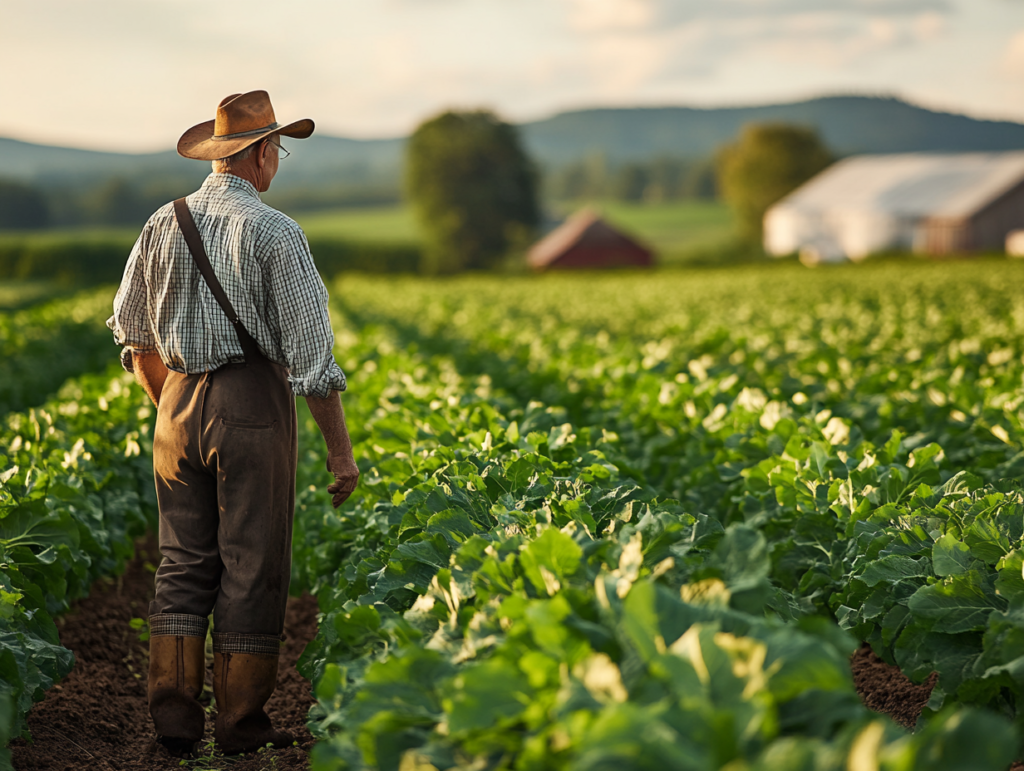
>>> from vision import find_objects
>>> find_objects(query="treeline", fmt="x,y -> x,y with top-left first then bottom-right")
0,175 -> 404,231
545,155 -> 717,202
0,181 -> 50,229
0,154 -> 715,232
0,175 -> 204,230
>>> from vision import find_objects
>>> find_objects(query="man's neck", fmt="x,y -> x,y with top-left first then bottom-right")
224,166 -> 263,193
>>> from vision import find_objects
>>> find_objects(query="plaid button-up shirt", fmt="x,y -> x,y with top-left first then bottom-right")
107,173 -> 346,398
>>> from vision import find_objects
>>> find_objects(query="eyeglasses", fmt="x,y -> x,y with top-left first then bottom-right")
268,138 -> 290,160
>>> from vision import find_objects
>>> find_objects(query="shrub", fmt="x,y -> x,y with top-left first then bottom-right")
717,123 -> 833,243
406,110 -> 539,274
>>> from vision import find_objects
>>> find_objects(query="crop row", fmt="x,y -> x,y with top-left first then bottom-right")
333,263 -> 1024,489
0,364 -> 156,768
288,297 -> 1018,770
324,264 -> 1024,728
0,287 -> 121,416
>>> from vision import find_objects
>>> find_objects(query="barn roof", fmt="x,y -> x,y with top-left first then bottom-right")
528,209 -> 651,268
774,151 -> 1024,219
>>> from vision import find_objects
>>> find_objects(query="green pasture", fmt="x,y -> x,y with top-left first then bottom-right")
294,205 -> 421,245
552,199 -> 737,263
2,199 -> 738,277
296,199 -> 738,264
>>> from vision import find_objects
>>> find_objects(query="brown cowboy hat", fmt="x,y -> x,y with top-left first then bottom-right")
177,90 -> 314,161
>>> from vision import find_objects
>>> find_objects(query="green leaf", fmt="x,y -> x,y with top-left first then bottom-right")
908,573 -> 1002,634
966,518 -> 1011,565
932,535 -> 975,577
519,528 -> 582,596
714,524 -> 770,592
424,510 -> 480,547
0,508 -> 79,552
995,551 -> 1024,605
505,457 -> 536,491
393,536 -> 451,570
443,657 -> 530,732
860,555 -> 932,587
882,430 -> 902,462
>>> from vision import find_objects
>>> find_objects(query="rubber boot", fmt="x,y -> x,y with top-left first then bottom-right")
148,630 -> 207,757
213,647 -> 293,754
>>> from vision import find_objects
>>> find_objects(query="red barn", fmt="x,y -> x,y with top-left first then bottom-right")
528,209 -> 654,270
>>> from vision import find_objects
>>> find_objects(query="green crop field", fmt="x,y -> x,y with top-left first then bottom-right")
0,280 -> 64,310
3,258 -> 1024,770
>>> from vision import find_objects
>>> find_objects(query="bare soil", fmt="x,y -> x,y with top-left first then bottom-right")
850,644 -> 937,730
11,537 -> 317,771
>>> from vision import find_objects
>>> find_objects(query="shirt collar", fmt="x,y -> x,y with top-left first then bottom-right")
202,173 -> 261,200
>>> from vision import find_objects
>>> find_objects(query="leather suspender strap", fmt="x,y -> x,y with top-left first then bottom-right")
172,197 -> 256,361
173,198 -> 241,326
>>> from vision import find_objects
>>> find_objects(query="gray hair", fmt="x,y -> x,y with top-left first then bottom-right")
212,142 -> 260,174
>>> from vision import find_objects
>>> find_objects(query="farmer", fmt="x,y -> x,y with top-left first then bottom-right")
107,91 -> 359,757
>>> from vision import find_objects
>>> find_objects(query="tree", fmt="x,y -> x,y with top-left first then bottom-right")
717,123 -> 833,243
0,180 -> 49,230
405,110 -> 539,273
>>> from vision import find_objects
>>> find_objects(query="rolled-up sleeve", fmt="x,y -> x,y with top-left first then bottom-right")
107,231 -> 156,371
264,226 -> 347,398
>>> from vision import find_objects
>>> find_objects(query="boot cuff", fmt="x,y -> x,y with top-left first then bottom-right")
212,632 -> 284,657
149,613 -> 209,638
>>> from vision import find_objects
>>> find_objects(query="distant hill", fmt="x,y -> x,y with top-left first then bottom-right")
4,95 -> 1024,190
523,95 -> 1024,163
0,135 -> 405,193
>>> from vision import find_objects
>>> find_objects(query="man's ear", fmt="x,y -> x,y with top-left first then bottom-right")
256,139 -> 269,167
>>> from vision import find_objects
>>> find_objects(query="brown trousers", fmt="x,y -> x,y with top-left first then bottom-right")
150,348 -> 297,636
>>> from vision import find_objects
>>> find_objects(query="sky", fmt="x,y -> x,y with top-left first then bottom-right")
3,0 -> 1023,152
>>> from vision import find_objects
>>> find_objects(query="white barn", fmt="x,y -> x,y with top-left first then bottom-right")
764,152 -> 1024,263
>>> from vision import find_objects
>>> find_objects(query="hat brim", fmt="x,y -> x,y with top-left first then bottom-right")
177,118 -> 315,161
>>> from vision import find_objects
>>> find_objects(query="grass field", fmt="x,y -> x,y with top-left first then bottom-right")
296,199 -> 739,264
295,205 -> 421,245
553,199 -> 737,263
0,199 -> 739,274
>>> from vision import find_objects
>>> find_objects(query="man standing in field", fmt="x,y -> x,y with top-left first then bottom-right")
107,91 -> 359,758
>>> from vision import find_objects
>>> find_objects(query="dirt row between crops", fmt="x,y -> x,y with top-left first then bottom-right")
11,536 -> 316,771
8,536 -> 1005,770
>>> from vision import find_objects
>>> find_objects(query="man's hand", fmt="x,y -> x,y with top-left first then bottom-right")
326,451 -> 360,508
306,391 -> 359,508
